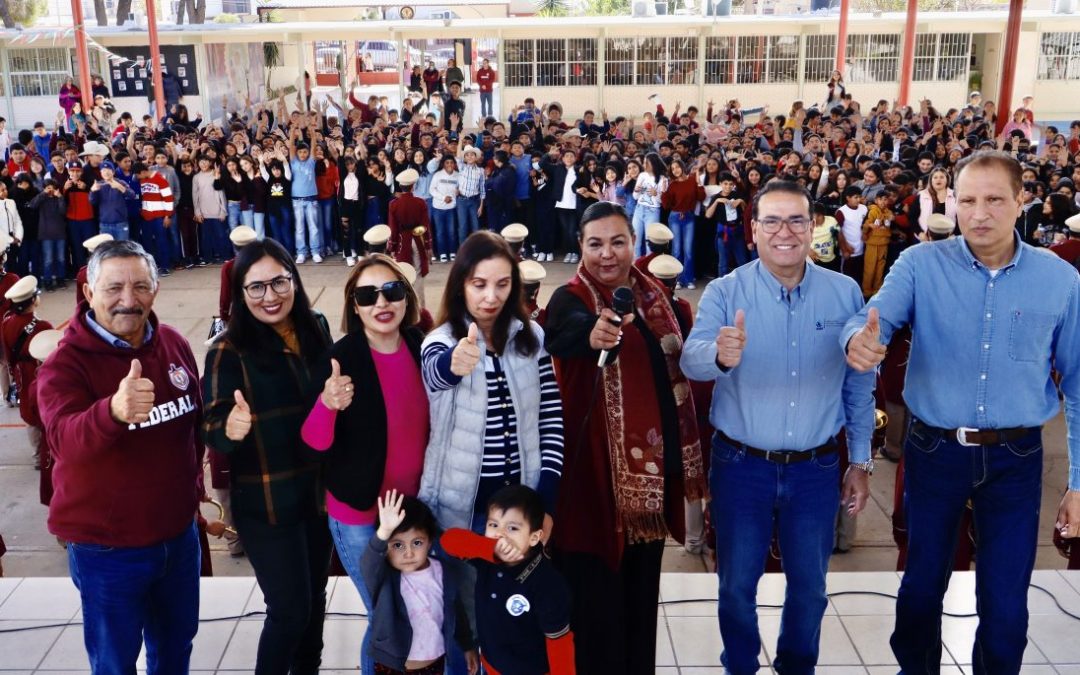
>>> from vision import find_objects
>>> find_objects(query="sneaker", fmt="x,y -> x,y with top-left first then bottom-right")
184,260 -> 196,270
546,253 -> 554,262
431,255 -> 438,263
313,254 -> 324,264
295,254 -> 306,265
440,254 -> 448,263
686,282 -> 696,290
533,251 -> 542,260
676,282 -> 684,290
196,259 -> 209,267
346,256 -> 357,267
159,268 -> 171,277
563,253 -> 572,263
450,253 -> 456,261
570,253 -> 580,263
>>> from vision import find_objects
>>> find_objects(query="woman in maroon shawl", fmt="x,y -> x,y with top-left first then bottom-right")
544,201 -> 706,675
58,77 -> 81,125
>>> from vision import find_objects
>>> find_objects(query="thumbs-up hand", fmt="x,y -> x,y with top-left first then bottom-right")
845,307 -> 888,372
225,389 -> 253,441
450,323 -> 482,377
110,359 -> 156,424
321,358 -> 354,411
715,309 -> 747,369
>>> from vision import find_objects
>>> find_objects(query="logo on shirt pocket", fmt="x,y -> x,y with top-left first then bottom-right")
1008,310 -> 1055,363
506,594 -> 531,616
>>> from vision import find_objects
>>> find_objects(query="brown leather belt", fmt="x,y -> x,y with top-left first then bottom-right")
912,418 -> 1039,447
717,431 -> 838,465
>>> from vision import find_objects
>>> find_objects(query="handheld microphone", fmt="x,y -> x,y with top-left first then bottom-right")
597,286 -> 635,368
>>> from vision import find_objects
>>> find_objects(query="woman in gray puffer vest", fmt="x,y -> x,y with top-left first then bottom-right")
418,231 -> 565,534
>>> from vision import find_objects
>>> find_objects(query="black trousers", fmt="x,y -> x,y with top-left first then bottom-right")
555,539 -> 665,675
235,512 -> 333,675
556,207 -> 579,255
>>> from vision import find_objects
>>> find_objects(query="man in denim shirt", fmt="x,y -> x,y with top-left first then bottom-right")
682,180 -> 875,674
845,151 -> 1080,675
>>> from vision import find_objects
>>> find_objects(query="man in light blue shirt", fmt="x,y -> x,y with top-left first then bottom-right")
681,180 -> 875,674
287,123 -> 322,264
844,151 -> 1080,674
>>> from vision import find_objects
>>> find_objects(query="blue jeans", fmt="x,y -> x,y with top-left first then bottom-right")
480,91 -> 493,117
432,207 -> 457,258
253,211 -> 266,239
41,239 -> 66,282
292,198 -> 321,257
201,217 -> 230,262
226,201 -> 244,230
456,194 -> 481,244
318,198 -> 337,255
100,221 -> 130,241
891,421 -> 1042,675
328,518 -> 376,675
141,217 -> 172,271
710,433 -> 839,674
68,521 -> 200,674
717,226 -> 750,277
69,219 -> 98,269
267,210 -> 293,252
669,210 -> 695,284
632,205 -> 659,257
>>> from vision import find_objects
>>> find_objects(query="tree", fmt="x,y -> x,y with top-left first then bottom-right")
0,0 -> 47,27
175,0 -> 207,24
115,0 -> 132,25
584,0 -> 630,14
93,0 -> 107,26
535,0 -> 569,16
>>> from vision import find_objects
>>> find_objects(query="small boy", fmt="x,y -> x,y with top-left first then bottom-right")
363,490 -> 477,675
835,185 -> 868,287
441,485 -> 576,675
707,171 -> 748,277
861,187 -> 895,298
809,202 -> 842,273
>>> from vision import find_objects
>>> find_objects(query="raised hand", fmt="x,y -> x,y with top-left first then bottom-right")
225,389 -> 253,441
110,359 -> 155,424
845,307 -> 887,372
450,323 -> 482,377
715,309 -> 746,369
321,358 -> 354,411
375,489 -> 407,540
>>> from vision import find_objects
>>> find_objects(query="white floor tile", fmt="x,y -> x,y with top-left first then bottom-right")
326,576 -> 367,617
1027,569 -> 1080,616
665,614 -> 768,667
1052,666 -> 1080,674
656,618 -> 676,666
842,614 -> 952,666
318,618 -> 366,669
827,572 -> 901,616
941,571 -> 977,617
0,577 -> 80,620
217,619 -> 263,669
36,624 -> 91,669
198,576 -> 257,620
1027,614 -> 1080,664
187,616 -> 239,670
660,571 -> 717,616
758,615 -> 861,666
813,668 -> 869,674
0,619 -> 66,669
940,615 -> 1047,665
867,668 -> 963,675
0,577 -> 23,608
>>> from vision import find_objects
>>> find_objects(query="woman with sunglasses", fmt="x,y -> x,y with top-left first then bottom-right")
202,239 -> 333,675
299,254 -> 426,674
419,231 -> 564,534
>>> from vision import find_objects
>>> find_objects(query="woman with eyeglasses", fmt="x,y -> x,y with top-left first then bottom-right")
419,231 -> 564,534
202,238 -> 334,675
298,253 -> 427,674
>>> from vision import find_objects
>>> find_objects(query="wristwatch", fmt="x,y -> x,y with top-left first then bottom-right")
849,459 -> 875,476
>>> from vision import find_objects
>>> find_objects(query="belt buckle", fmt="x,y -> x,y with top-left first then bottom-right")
956,427 -> 979,447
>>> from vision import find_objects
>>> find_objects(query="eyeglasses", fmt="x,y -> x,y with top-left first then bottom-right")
243,275 -> 293,299
756,217 -> 811,234
353,281 -> 407,307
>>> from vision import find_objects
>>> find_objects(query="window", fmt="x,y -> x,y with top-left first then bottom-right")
503,39 -> 534,87
1038,32 -> 1080,81
504,38 -> 596,87
735,35 -> 798,84
913,33 -> 970,82
704,36 -> 735,85
635,37 -> 666,86
844,34 -> 900,83
604,38 -> 635,86
314,41 -> 344,76
605,36 -> 697,86
10,48 -> 71,97
804,35 -> 836,82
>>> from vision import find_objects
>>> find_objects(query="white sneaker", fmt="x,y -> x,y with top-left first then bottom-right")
450,253 -> 456,261
295,254 -> 306,265
686,282 -> 696,290
676,282 -> 683,290
563,253 -> 572,263
570,253 -> 580,263
440,254 -> 448,263
346,256 -> 357,267
546,253 -> 554,262
313,254 -> 323,264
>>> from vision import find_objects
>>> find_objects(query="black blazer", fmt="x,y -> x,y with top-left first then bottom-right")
307,326 -> 425,511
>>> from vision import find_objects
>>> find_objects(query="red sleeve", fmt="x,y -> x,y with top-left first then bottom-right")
695,184 -> 706,202
440,528 -> 498,562
349,91 -> 364,110
546,631 -> 577,675
835,210 -> 845,225
37,357 -> 128,463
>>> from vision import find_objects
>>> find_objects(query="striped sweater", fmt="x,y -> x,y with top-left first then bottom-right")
139,172 -> 174,221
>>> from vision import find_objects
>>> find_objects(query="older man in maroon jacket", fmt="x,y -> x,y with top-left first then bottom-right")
37,239 -> 204,674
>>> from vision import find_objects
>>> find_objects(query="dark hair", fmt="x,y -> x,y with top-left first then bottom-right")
954,150 -> 1022,197
385,496 -> 439,540
224,239 -> 329,358
752,179 -> 812,220
579,200 -> 633,239
487,484 -> 544,532
436,231 -> 539,357
341,254 -> 420,334
842,185 -> 863,200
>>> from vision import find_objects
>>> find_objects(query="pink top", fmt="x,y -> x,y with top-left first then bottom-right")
301,343 -> 429,525
401,558 -> 446,661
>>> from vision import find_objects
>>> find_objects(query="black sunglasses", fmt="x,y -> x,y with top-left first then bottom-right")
352,281 -> 407,307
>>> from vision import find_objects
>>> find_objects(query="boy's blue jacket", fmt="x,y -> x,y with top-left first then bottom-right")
89,181 -> 137,224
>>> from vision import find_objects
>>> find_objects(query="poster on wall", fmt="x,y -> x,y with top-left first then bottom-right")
108,46 -> 200,98
204,42 -> 267,122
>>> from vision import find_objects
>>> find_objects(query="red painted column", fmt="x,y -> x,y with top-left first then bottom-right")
70,0 -> 94,112
145,0 -> 167,121
897,0 -> 918,106
995,0 -> 1023,137
835,0 -> 850,73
